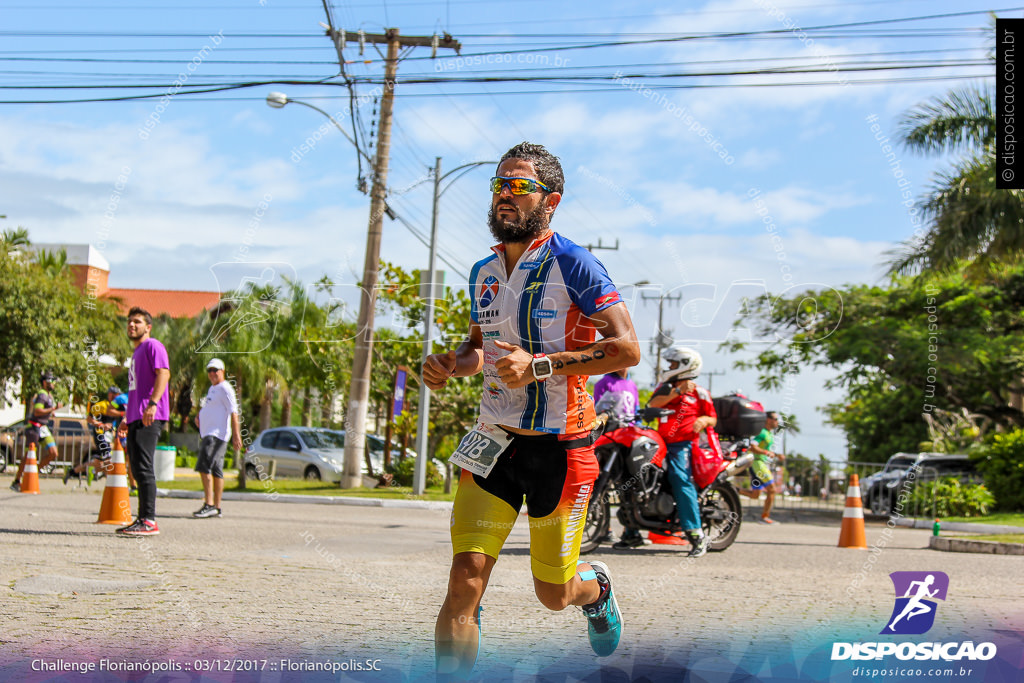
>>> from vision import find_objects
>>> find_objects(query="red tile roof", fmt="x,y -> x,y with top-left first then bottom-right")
104,289 -> 221,319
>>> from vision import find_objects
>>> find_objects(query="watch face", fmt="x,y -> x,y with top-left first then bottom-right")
533,358 -> 553,378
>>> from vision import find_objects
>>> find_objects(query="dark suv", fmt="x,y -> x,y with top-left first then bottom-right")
862,452 -> 978,515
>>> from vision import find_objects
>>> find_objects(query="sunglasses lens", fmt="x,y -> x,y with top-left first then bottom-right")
510,179 -> 534,194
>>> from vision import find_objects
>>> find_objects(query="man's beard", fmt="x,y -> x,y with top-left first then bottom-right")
488,201 -> 548,244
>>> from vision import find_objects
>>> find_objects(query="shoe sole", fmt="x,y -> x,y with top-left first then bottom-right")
585,560 -> 622,657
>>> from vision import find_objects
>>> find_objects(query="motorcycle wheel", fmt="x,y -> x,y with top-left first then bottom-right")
702,481 -> 742,552
579,495 -> 610,555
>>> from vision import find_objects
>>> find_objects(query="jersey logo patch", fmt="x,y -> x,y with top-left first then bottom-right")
595,291 -> 620,307
532,309 -> 556,319
478,275 -> 499,309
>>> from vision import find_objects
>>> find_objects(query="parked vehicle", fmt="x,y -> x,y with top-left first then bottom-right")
579,408 -> 744,554
861,452 -> 978,515
242,427 -> 424,483
243,427 -> 356,483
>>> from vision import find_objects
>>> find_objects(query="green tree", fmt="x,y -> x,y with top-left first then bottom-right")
375,262 -> 481,474
890,85 -> 1024,274
726,265 -> 1024,462
0,230 -> 128,410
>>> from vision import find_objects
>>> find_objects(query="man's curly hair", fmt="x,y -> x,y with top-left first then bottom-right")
499,142 -> 564,194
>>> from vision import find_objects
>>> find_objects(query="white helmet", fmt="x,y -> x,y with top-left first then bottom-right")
660,345 -> 702,383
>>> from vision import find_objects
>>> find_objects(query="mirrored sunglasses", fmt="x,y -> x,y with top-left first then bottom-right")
489,176 -> 550,195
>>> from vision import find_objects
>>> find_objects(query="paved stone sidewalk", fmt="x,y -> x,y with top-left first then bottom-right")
2,477 -> 1021,681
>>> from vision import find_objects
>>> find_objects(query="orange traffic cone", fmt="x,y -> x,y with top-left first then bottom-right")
649,530 -> 688,546
838,473 -> 868,549
96,439 -> 132,525
19,443 -> 41,494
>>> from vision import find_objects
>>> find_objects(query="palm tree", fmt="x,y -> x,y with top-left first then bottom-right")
2,226 -> 30,254
889,85 -> 1024,275
776,411 -> 801,456
35,247 -> 69,277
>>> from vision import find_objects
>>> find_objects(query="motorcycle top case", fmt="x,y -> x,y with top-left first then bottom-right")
712,394 -> 766,439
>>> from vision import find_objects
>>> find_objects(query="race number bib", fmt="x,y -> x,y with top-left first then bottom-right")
449,423 -> 513,478
38,426 -> 52,439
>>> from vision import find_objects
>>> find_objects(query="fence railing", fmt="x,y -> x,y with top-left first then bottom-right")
2,430 -> 100,476
727,458 -> 983,519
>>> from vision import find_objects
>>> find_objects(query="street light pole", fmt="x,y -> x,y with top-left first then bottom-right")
265,92 -> 373,166
412,158 -> 495,495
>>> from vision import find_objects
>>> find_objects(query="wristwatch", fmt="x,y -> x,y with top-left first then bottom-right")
147,399 -> 158,409
531,353 -> 553,381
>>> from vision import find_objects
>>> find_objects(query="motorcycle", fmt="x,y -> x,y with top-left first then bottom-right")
579,408 -> 753,554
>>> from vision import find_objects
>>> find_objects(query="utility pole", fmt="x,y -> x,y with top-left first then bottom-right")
703,368 -> 726,395
412,157 -> 494,494
580,238 -> 619,253
322,27 -> 460,488
642,291 -> 682,384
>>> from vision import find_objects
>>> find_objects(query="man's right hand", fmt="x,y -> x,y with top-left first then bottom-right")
117,422 -> 128,439
422,350 -> 458,390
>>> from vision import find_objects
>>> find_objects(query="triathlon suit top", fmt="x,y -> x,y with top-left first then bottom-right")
469,232 -> 622,434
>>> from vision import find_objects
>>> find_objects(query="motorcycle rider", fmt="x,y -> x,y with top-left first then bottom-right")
614,346 -> 716,557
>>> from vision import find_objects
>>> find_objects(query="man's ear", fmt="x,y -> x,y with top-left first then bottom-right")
545,191 -> 562,214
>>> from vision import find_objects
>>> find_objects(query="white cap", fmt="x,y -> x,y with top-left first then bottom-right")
206,358 -> 225,371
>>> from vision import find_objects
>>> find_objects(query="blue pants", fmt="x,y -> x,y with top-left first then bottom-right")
665,441 -> 701,532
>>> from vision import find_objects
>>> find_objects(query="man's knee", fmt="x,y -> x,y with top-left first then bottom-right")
446,554 -> 489,604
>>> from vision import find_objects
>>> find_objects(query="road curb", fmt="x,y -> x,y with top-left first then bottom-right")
929,535 -> 1024,555
156,487 -> 454,510
893,517 -> 1023,534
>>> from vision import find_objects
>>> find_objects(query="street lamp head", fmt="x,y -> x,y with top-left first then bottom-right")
266,92 -> 289,109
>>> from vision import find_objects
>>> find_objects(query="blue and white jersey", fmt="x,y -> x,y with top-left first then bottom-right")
470,232 -> 623,434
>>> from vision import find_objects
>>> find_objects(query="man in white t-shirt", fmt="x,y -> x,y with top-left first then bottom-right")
192,358 -> 242,518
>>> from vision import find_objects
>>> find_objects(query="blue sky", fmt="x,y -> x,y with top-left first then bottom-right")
0,0 -> 1004,458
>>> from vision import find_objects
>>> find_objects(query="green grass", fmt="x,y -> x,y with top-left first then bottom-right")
941,512 -> 1024,527
951,533 -> 1024,544
157,477 -> 457,501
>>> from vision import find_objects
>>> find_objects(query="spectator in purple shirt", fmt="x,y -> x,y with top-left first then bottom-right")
116,307 -> 171,537
593,370 -> 639,422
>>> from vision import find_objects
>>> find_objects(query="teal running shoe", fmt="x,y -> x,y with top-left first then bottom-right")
581,560 -> 622,657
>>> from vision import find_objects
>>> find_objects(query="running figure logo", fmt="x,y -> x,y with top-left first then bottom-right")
882,571 -> 949,635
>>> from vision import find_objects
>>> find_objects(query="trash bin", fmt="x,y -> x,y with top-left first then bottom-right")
154,445 -> 176,482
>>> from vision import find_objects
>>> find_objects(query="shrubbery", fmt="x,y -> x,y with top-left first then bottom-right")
970,430 -> 1024,511
386,456 -> 443,488
908,477 -> 994,518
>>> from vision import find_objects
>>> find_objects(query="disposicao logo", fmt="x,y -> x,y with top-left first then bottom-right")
832,571 -> 997,663
882,571 -> 948,635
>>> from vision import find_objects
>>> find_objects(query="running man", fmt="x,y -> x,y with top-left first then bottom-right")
10,371 -> 63,492
66,386 -> 129,486
738,411 -> 784,523
423,143 -> 641,679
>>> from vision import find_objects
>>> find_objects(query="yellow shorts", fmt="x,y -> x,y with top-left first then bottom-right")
450,431 -> 599,584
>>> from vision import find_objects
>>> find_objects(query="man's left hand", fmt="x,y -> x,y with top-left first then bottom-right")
233,434 -> 243,451
492,340 -> 537,389
142,405 -> 157,427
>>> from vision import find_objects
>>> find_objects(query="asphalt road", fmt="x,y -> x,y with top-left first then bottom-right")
1,477 -> 1021,682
